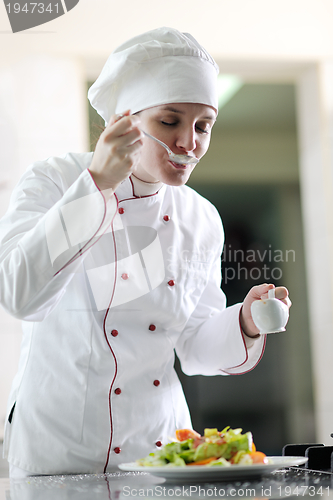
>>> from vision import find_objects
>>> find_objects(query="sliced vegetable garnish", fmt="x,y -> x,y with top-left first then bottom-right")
136,427 -> 267,467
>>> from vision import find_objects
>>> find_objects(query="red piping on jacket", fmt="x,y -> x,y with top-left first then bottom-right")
128,176 -> 161,199
54,170 -> 113,276
114,176 -> 161,202
104,475 -> 112,500
102,183 -> 161,470
103,193 -> 120,473
52,170 -> 120,472
219,309 -> 266,375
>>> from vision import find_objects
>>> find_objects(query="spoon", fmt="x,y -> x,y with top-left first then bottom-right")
141,130 -> 199,165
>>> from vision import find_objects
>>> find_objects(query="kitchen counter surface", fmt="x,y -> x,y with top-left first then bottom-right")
1,466 -> 332,500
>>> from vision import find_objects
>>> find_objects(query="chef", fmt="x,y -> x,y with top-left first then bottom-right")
0,27 -> 290,477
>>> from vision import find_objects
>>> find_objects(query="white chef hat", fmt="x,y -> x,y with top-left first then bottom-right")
88,27 -> 219,124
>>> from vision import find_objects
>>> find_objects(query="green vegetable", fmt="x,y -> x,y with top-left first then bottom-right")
204,428 -> 219,437
207,457 -> 231,467
136,427 -> 254,467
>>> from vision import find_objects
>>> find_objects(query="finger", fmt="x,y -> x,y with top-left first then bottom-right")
277,294 -> 292,308
106,129 -> 143,153
274,286 -> 289,300
281,297 -> 292,308
117,139 -> 143,158
112,114 -> 141,136
119,117 -> 141,138
251,283 -> 275,300
107,109 -> 131,128
260,285 -> 291,308
101,119 -> 143,150
103,117 -> 142,147
118,127 -> 143,146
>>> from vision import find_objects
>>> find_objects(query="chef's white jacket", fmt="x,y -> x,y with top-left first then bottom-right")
0,152 -> 265,475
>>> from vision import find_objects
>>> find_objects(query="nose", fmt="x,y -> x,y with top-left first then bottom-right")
175,127 -> 196,153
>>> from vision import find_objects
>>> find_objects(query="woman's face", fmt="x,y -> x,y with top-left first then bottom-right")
133,102 -> 217,186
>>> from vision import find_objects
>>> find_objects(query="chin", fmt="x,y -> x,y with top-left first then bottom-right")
161,166 -> 194,187
162,174 -> 191,187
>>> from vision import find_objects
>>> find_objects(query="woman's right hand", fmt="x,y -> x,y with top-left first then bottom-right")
89,110 -> 143,192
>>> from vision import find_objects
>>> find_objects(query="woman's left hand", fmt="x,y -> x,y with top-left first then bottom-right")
240,283 -> 291,338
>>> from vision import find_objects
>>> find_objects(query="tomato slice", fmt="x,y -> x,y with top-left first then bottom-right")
250,451 -> 268,464
175,429 -> 201,441
187,456 -> 219,466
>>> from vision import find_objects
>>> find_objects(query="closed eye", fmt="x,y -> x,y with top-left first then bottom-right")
161,121 -> 177,126
196,125 -> 210,134
162,121 -> 210,134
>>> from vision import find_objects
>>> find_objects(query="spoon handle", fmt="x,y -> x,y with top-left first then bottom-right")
141,130 -> 172,155
141,129 -> 199,165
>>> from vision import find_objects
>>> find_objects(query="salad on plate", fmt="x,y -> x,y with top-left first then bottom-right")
136,426 -> 269,467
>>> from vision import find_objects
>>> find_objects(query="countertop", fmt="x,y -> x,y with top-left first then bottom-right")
1,442 -> 332,500
1,465 -> 332,500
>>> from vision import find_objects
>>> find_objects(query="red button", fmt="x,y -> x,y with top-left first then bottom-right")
118,208 -> 124,214
115,388 -> 121,395
111,330 -> 118,337
163,215 -> 170,222
121,273 -> 129,280
114,447 -> 121,454
156,441 -> 162,447
168,280 -> 175,287
149,324 -> 156,332
153,380 -> 160,387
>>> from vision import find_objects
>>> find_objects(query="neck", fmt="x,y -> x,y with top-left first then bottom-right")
130,174 -> 163,197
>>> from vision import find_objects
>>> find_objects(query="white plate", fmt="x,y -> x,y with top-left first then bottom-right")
118,456 -> 307,482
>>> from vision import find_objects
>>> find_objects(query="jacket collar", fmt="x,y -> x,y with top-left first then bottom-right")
116,176 -> 166,201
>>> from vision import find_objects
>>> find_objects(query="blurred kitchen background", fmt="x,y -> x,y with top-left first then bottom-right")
1,0 -> 333,457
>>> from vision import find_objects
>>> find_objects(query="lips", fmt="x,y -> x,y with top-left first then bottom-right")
169,161 -> 187,169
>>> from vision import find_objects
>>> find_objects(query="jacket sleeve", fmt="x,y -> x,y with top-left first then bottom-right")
175,219 -> 266,377
0,155 -> 117,321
